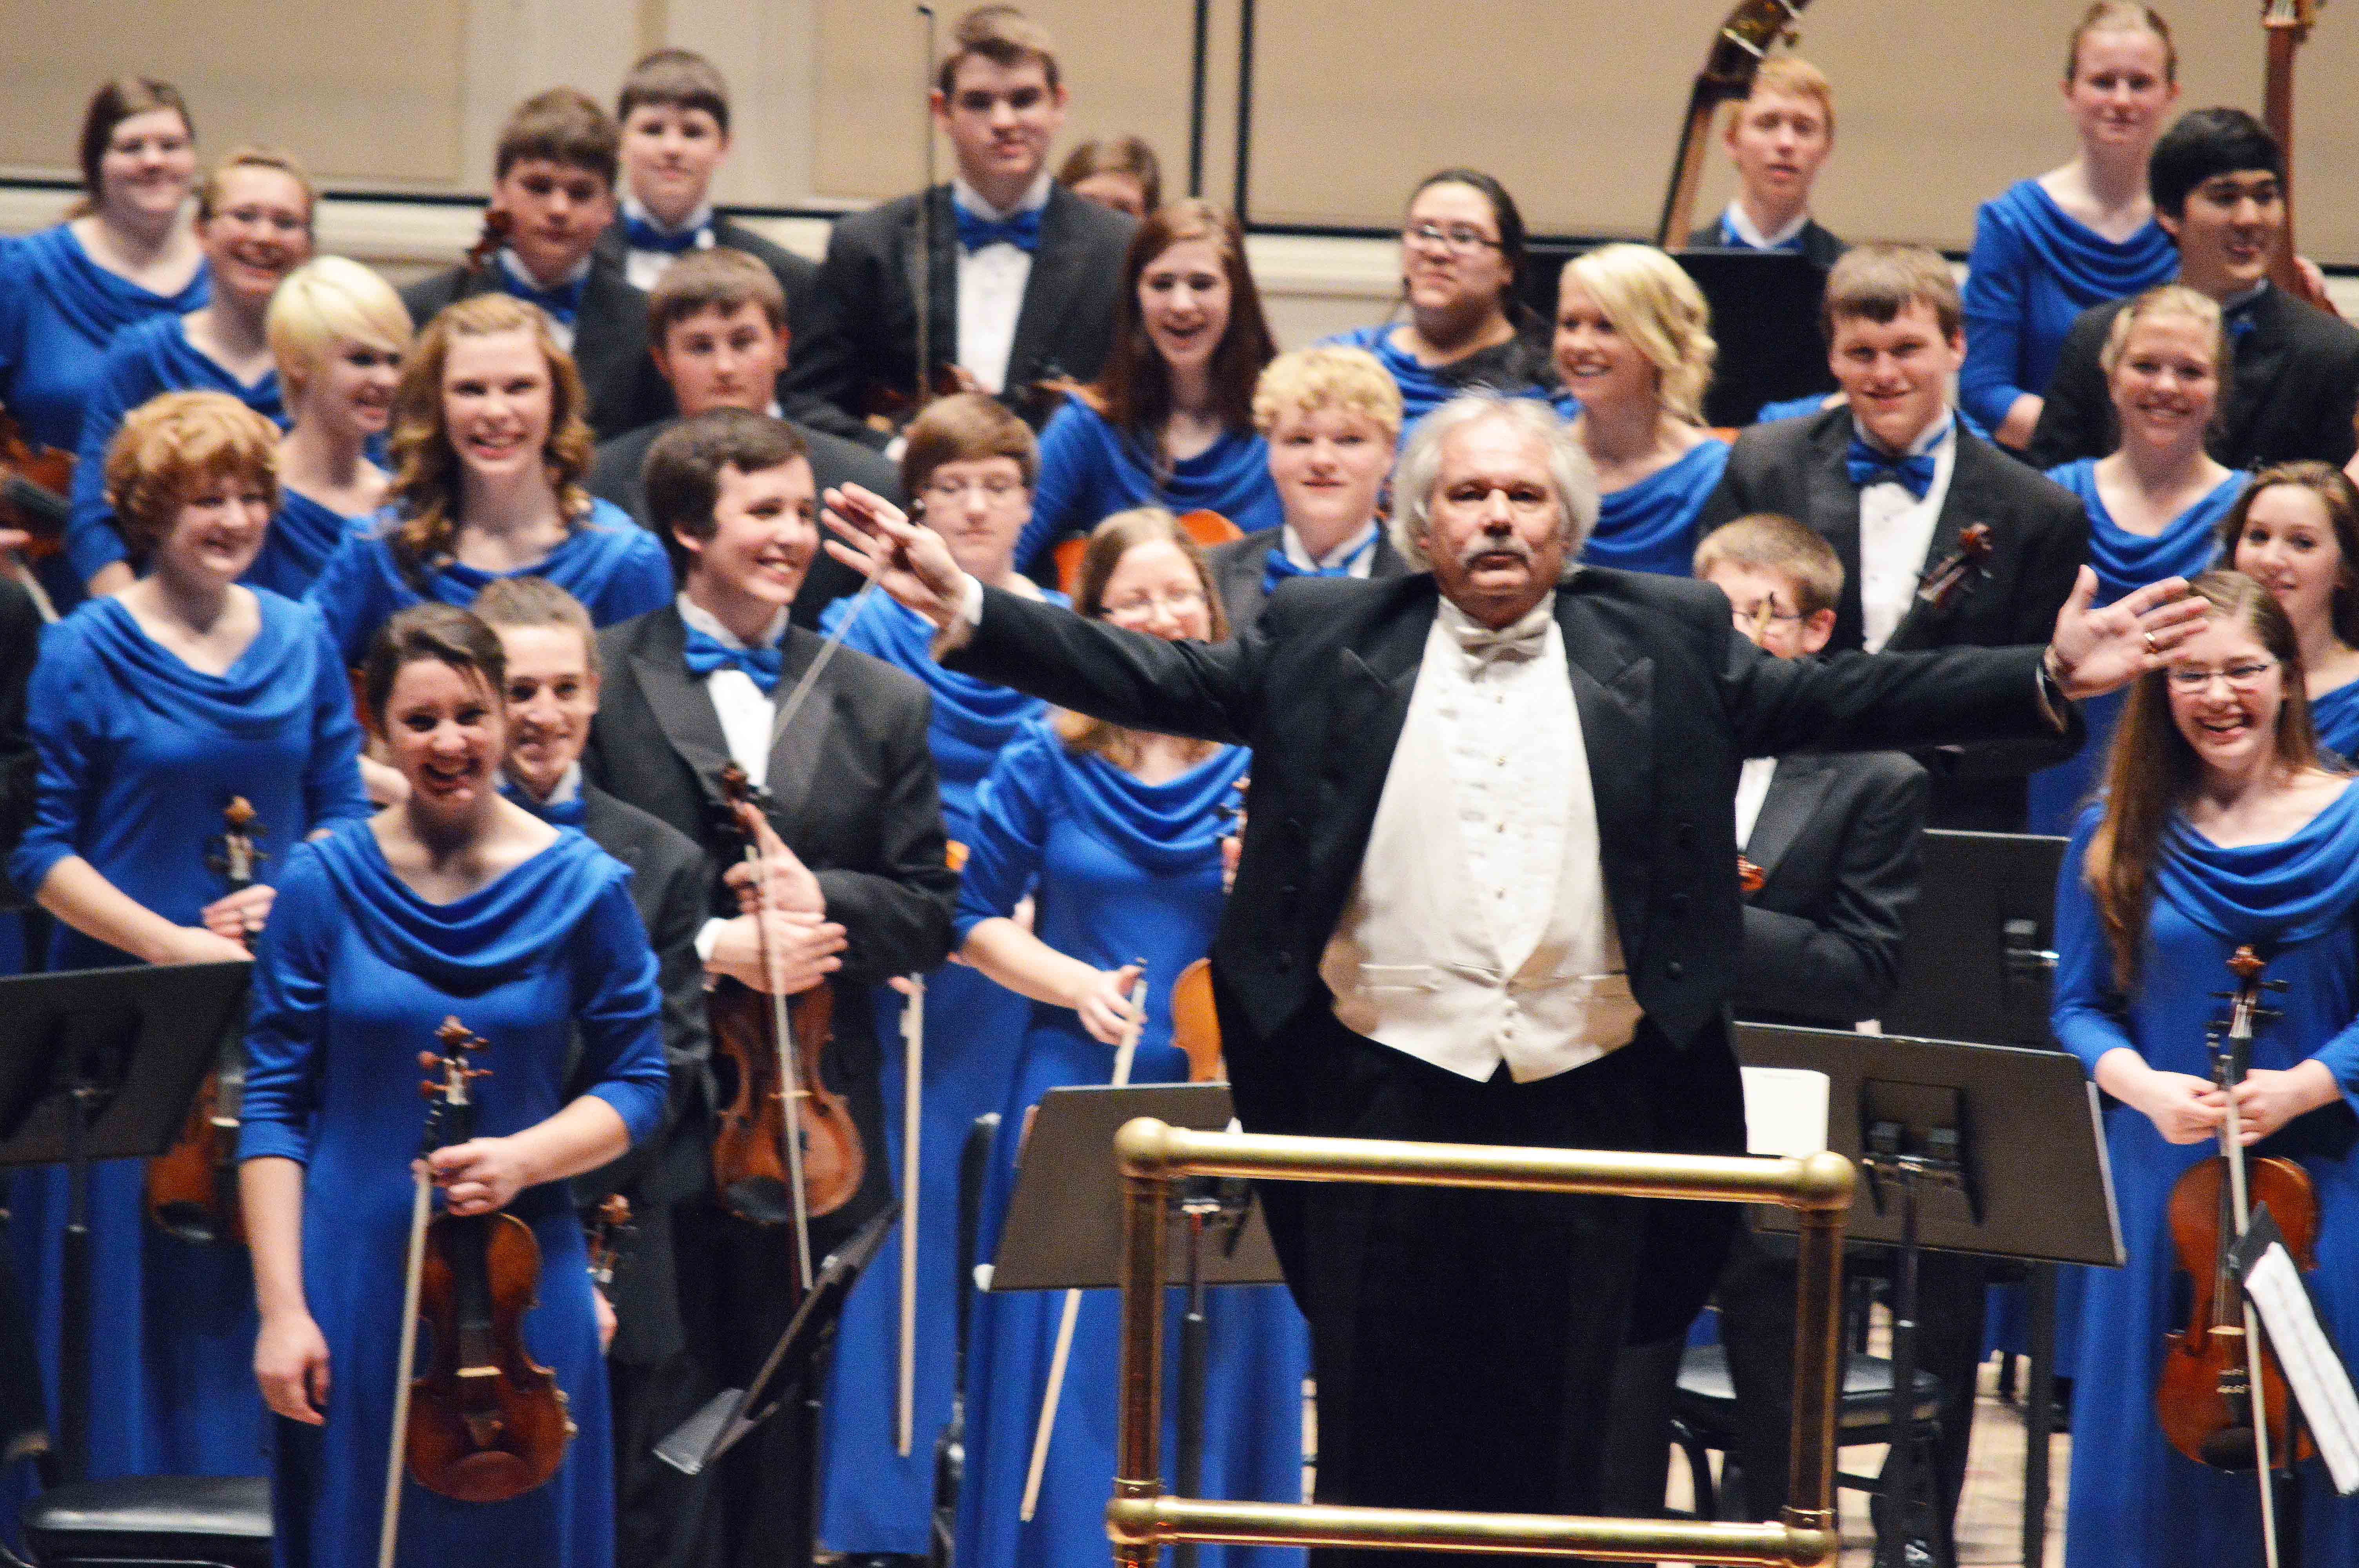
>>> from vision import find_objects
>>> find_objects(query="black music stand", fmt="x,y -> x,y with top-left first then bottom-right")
990,1084 -> 1285,1568
1737,1025 -> 2121,1568
0,962 -> 252,1483
1878,831 -> 2069,1051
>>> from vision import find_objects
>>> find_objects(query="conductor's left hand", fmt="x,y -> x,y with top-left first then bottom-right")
426,1136 -> 532,1216
2044,569 -> 2209,701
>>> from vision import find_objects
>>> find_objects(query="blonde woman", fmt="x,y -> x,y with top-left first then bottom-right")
1558,244 -> 1725,576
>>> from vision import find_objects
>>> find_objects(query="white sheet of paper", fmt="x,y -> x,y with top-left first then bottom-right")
2246,1241 -> 2359,1495
1740,1066 -> 1830,1158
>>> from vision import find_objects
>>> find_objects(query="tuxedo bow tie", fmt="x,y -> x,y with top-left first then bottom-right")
1261,534 -> 1377,596
684,629 -> 783,694
1451,611 -> 1549,666
1844,438 -> 1937,501
955,203 -> 1043,254
498,269 -> 587,327
624,213 -> 707,254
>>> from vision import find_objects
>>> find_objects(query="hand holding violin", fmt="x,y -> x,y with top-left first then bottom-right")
200,884 -> 276,943
2097,1049 -> 2223,1145
725,802 -> 825,916
707,910 -> 846,994
1073,961 -> 1145,1046
151,922 -> 256,967
425,1136 -> 536,1217
2227,1060 -> 2343,1143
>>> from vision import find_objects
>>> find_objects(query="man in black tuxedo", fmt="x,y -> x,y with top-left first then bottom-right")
780,5 -> 1136,451
402,89 -> 674,443
1699,243 -> 2088,831
824,391 -> 2195,1558
585,410 -> 957,1568
2028,108 -> 2359,473
1684,57 -> 1845,269
587,249 -> 898,628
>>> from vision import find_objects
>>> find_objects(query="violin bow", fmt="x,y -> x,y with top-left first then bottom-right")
896,973 -> 925,1457
2217,951 -> 2287,1568
1020,967 -> 1149,1521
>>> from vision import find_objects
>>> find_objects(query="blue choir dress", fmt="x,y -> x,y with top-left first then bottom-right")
1959,180 -> 2178,438
4,590 -> 370,1483
2026,461 -> 2241,834
0,227 -> 207,453
67,314 -> 286,587
1579,439 -> 1730,577
953,721 -> 1308,1568
2315,679 -> 2359,763
239,822 -> 666,1568
248,487 -> 371,602
1015,400 -> 1281,575
2052,793 -> 2359,1568
1318,323 -> 1556,439
304,499 -> 671,666
816,590 -> 1060,1555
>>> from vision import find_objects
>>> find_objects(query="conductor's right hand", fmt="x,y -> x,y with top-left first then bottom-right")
1071,962 -> 1145,1046
821,484 -> 970,631
255,1308 -> 330,1425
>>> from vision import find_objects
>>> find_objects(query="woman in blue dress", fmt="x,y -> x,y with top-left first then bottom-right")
68,147 -> 315,597
254,258 -> 412,599
2029,285 -> 2242,833
305,294 -> 671,669
955,510 -> 1308,1568
818,393 -> 1060,1558
1320,169 -> 1556,437
240,603 -> 666,1568
6,392 -> 370,1483
2052,569 -> 2359,1567
1959,4 -> 2180,450
1015,201 -> 1281,573
2223,463 -> 2359,760
1554,245 -> 1729,579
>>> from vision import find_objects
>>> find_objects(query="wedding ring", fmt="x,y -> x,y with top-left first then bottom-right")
2143,631 -> 2158,655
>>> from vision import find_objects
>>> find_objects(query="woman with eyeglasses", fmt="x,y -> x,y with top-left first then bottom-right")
813,392 -> 1064,1560
2052,568 -> 2359,1565
2224,463 -> 2359,760
1012,201 -> 1281,574
1321,169 -> 1555,436
951,507 -> 1308,1568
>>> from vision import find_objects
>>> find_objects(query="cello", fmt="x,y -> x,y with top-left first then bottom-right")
1653,0 -> 1818,249
2260,1 -> 2333,312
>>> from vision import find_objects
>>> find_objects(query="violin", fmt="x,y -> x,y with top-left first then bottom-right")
402,1018 -> 574,1505
147,798 -> 265,1247
706,764 -> 866,1278
0,408 -> 70,561
585,1194 -> 632,1295
465,207 -> 513,279
1915,524 -> 1994,615
2156,947 -> 2317,1501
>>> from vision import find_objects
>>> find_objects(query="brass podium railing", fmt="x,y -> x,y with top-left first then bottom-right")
1107,1119 -> 1856,1568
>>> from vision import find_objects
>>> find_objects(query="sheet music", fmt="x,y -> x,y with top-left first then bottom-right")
1739,1066 -> 1828,1158
2246,1241 -> 2359,1494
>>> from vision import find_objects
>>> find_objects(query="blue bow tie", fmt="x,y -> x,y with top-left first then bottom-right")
955,203 -> 1042,254
624,213 -> 707,255
501,780 -> 586,827
1720,216 -> 1806,255
1262,535 -> 1376,596
1845,438 -> 1938,501
498,267 -> 587,327
2226,299 -> 2262,343
683,628 -> 783,694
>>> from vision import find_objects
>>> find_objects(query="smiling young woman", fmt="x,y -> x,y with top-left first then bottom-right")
2224,463 -> 2359,757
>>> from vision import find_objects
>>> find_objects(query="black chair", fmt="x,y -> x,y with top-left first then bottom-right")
20,1475 -> 271,1568
1668,1343 -> 1943,1522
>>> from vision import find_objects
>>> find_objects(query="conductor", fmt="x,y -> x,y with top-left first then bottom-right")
824,392 -> 2202,1555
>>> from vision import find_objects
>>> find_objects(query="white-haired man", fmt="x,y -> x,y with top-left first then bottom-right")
823,392 -> 2199,1558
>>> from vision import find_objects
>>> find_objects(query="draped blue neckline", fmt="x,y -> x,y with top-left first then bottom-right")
251,487 -> 364,599
2157,780 -> 2359,947
1993,180 -> 2179,308
1325,323 -> 1554,427
2313,678 -> 2359,760
1582,439 -> 1730,575
12,225 -> 209,344
303,817 -> 624,993
66,590 -> 320,737
1031,717 -> 1249,875
2046,459 -> 2241,604
115,312 -> 281,408
827,590 -> 1063,744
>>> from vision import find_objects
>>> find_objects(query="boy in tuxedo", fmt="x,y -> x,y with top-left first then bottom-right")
402,88 -> 672,441
1687,56 -> 1845,267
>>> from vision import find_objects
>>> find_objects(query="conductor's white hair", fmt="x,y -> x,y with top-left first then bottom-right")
1388,394 -> 1599,578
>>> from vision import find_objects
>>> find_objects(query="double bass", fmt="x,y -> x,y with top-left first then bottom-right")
1653,0 -> 1817,249
2260,1 -> 2333,312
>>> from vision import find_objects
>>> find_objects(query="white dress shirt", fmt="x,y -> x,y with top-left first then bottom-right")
620,196 -> 716,292
496,250 -> 589,353
1856,414 -> 1958,654
1720,200 -> 1810,251
1734,755 -> 1778,849
1280,521 -> 1381,576
677,593 -> 788,788
953,173 -> 1050,394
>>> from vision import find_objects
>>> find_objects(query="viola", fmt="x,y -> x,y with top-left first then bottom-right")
146,797 -> 265,1246
707,764 -> 866,1279
1915,524 -> 1994,615
2156,948 -> 2317,1510
402,1018 -> 574,1505
0,408 -> 70,561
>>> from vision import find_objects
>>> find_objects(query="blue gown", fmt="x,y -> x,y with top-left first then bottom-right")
2315,679 -> 2359,762
816,591 -> 1060,1555
248,488 -> 369,601
1579,439 -> 1730,577
4,590 -> 369,1485
0,226 -> 208,453
1016,400 -> 1281,573
67,314 -> 286,586
238,822 -> 668,1568
1318,323 -> 1556,440
2052,795 -> 2359,1567
304,499 -> 672,666
1959,181 -> 2178,437
953,722 -> 1307,1568
2025,462 -> 2241,834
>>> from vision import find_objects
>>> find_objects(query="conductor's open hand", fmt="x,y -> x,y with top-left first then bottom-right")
426,1136 -> 532,1216
821,484 -> 970,630
2045,569 -> 2208,701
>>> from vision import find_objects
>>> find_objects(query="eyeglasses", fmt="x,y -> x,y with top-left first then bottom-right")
1729,601 -> 1805,630
1101,588 -> 1207,625
1401,222 -> 1505,257
921,476 -> 1027,505
2166,660 -> 2278,692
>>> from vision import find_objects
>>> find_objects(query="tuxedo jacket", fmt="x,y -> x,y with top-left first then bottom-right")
780,183 -> 1137,450
593,214 -> 822,362
1697,407 -> 2088,829
2027,285 -> 2359,471
1684,217 -> 1846,270
1733,750 -> 1927,1028
1204,526 -> 1410,635
400,258 -> 675,443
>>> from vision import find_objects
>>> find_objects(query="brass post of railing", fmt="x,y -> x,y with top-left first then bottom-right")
1107,1119 -> 1854,1568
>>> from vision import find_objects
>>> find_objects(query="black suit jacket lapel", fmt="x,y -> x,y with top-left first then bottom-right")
763,627 -> 838,831
628,608 -> 736,813
1005,189 -> 1084,385
1742,755 -> 1833,884
1558,590 -> 1654,950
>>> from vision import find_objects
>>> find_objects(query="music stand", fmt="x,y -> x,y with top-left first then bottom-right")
1737,1024 -> 2121,1568
0,962 -> 253,1483
1877,831 -> 2068,1050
